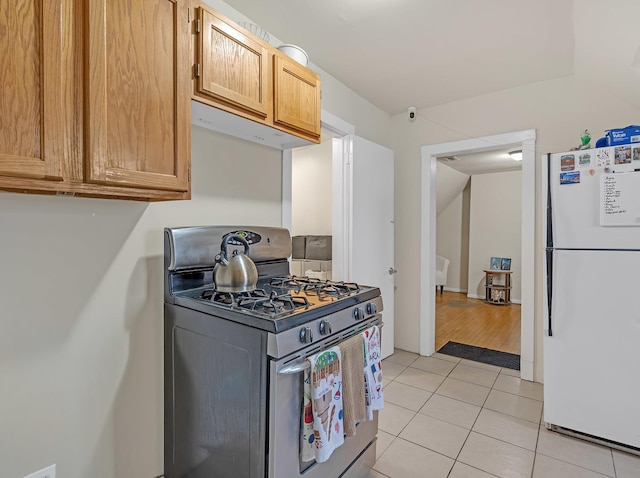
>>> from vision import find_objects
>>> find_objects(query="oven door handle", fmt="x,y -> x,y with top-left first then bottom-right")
277,359 -> 310,375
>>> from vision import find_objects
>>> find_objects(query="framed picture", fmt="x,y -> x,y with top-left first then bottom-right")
500,258 -> 512,270
490,257 -> 500,270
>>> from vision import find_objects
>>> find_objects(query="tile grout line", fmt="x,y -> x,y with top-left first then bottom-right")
383,353 -> 471,473
610,447 -> 617,478
378,359 -> 464,471
382,353 -> 626,478
530,424 -> 541,478
446,360 -> 521,477
380,354 -> 546,477
434,357 -> 475,473
533,447 -> 618,478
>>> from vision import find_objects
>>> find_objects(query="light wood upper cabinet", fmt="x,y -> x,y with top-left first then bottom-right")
0,0 -> 191,200
85,0 -> 190,193
273,54 -> 321,138
195,7 -> 270,120
192,5 -> 320,144
0,0 -> 77,182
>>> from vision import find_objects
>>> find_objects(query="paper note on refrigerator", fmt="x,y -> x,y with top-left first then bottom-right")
600,173 -> 640,226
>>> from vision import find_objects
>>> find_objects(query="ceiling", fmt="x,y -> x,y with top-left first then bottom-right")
221,0 -> 640,116
221,0 -> 640,173
437,148 -> 521,175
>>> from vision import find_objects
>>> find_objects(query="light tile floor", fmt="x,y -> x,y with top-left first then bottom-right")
370,349 -> 640,478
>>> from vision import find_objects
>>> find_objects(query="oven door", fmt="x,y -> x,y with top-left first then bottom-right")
267,316 -> 381,478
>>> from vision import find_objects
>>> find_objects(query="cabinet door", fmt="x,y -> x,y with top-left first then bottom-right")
196,7 -> 270,119
85,0 -> 190,193
273,55 -> 321,138
0,1 -> 76,181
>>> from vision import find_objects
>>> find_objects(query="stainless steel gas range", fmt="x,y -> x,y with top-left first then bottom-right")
163,225 -> 382,478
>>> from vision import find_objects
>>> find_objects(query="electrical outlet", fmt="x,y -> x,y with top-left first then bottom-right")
24,464 -> 56,478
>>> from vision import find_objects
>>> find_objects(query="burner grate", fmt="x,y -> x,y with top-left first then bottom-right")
201,288 -> 269,305
237,290 -> 310,314
199,287 -> 310,316
269,276 -> 361,298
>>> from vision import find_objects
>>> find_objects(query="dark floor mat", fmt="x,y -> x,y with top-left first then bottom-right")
437,341 -> 520,370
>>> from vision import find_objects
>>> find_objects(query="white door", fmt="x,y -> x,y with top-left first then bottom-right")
333,135 -> 395,358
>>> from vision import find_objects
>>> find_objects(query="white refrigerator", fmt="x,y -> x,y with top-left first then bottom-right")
544,145 -> 640,451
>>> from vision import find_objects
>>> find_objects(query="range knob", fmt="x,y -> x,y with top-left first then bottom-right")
318,320 -> 332,336
299,327 -> 313,344
366,302 -> 377,315
353,307 -> 365,321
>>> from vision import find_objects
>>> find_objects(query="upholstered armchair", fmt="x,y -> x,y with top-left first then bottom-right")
435,255 -> 450,295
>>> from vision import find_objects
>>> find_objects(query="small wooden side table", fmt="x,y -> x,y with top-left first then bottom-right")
483,269 -> 512,305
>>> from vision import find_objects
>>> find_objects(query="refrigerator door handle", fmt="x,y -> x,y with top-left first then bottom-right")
546,153 -> 553,249
546,247 -> 553,337
545,153 -> 554,337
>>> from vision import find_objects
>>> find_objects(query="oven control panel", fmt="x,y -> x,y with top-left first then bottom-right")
353,302 -> 378,321
268,296 -> 383,358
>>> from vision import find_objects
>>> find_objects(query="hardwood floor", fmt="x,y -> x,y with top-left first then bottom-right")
435,291 -> 521,355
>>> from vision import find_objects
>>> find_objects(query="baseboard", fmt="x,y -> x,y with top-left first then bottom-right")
442,287 -> 467,293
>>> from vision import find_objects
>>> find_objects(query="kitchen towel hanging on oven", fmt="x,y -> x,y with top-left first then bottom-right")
339,334 -> 366,436
306,347 -> 345,463
301,367 -> 315,462
363,326 -> 384,420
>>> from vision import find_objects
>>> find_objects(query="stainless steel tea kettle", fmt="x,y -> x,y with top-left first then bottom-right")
213,234 -> 258,293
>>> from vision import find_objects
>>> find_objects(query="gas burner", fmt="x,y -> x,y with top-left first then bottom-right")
316,283 -> 356,297
269,275 -> 322,292
201,288 -> 269,306
199,287 -> 310,316
278,276 -> 361,298
269,276 -> 361,297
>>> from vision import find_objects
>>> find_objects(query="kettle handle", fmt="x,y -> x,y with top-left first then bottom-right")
219,234 -> 250,263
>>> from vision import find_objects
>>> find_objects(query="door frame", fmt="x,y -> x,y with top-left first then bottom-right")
420,129 -> 536,381
281,109 -> 355,252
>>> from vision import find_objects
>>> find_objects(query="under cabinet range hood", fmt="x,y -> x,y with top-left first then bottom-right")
191,100 -> 315,150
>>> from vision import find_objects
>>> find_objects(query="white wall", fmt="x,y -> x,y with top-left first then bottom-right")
436,169 -> 522,299
468,171 -> 522,301
291,140 -> 333,235
391,75 -> 640,381
1,126 -> 282,478
436,181 -> 470,292
436,162 -> 470,215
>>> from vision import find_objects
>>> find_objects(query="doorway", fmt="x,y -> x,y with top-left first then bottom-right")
282,111 -> 396,358
420,130 -> 536,380
435,157 -> 522,356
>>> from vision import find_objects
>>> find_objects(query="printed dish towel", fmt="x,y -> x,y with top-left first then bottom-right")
362,326 -> 384,420
301,366 -> 315,462
306,347 -> 345,463
339,334 -> 366,436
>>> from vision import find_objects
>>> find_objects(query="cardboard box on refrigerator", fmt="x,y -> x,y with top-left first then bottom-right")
605,125 -> 640,146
